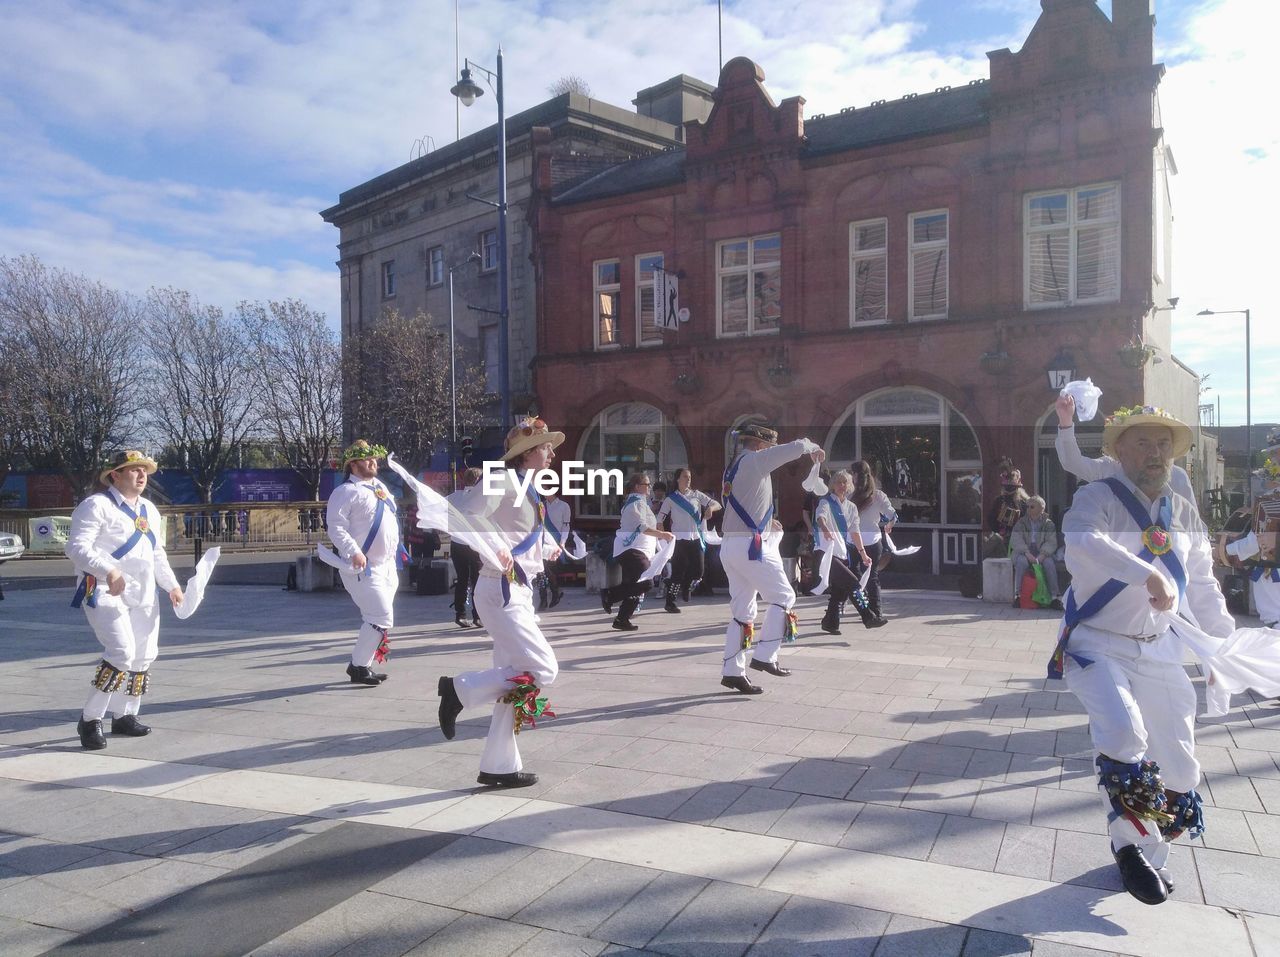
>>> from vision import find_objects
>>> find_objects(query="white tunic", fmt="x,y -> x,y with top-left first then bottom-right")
656,489 -> 714,541
722,440 -> 812,539
614,495 -> 658,558
455,470 -> 550,583
546,497 -> 572,545
66,487 -> 180,608
326,476 -> 402,567
853,489 -> 897,546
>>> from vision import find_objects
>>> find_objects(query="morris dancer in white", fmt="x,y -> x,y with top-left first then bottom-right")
813,470 -> 883,635
326,440 -> 408,686
656,468 -> 721,612
1050,407 -> 1235,905
601,473 -> 674,631
719,423 -> 824,694
66,450 -> 183,749
436,417 -> 563,788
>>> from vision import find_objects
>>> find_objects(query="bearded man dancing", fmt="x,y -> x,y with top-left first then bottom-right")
719,422 -> 824,694
1052,406 -> 1236,905
326,439 -> 408,686
66,450 -> 184,749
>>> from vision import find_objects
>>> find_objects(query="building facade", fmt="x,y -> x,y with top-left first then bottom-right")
528,0 -> 1211,577
321,77 -> 715,444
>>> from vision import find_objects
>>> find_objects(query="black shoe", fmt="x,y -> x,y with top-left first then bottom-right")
77,717 -> 106,750
477,770 -> 538,788
346,663 -> 382,686
472,616 -> 482,628
664,599 -> 681,614
368,669 -> 389,682
612,618 -> 639,632
1157,867 -> 1174,894
750,660 -> 791,677
549,590 -> 563,608
820,614 -> 841,636
538,594 -> 548,610
455,615 -> 470,628
110,714 -> 151,736
720,675 -> 764,695
438,676 -> 463,740
601,593 -> 614,615
1113,845 -> 1168,905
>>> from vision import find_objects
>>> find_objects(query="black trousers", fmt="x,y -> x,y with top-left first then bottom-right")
450,542 -> 481,617
670,539 -> 704,587
848,540 -> 883,612
605,549 -> 651,621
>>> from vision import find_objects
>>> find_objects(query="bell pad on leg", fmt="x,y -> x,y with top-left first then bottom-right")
91,660 -> 127,692
735,618 -> 754,650
1161,789 -> 1205,841
124,670 -> 150,696
1096,755 -> 1175,832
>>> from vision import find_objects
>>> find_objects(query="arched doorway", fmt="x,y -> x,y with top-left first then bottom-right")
575,402 -> 689,517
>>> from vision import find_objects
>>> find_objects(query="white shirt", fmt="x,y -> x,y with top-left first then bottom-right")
66,486 -> 179,608
657,489 -> 715,540
1056,424 -> 1196,506
1063,475 -> 1234,662
1253,573 -> 1280,627
455,469 -> 551,581
326,476 -> 402,566
614,494 -> 658,558
853,489 -> 897,545
721,440 -> 812,538
814,494 -> 856,555
545,497 -> 571,545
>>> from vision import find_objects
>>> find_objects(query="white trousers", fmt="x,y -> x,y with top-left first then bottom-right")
455,577 -> 558,775
720,537 -> 794,676
340,561 -> 398,666
81,600 -> 160,720
1064,625 -> 1199,866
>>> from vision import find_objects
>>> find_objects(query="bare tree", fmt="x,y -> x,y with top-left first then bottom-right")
345,309 -> 489,472
0,254 -> 143,500
547,75 -> 592,98
141,287 -> 260,503
241,299 -> 342,501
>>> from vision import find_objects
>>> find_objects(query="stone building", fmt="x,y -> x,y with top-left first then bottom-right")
320,76 -> 715,444
527,0 -> 1213,578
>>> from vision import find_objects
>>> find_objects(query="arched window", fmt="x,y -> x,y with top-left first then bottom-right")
1036,405 -> 1102,526
576,403 -> 688,517
824,388 -> 981,527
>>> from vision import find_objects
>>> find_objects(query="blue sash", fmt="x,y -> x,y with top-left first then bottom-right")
502,477 -> 545,605
359,482 -> 410,568
723,455 -> 773,562
619,494 -> 648,550
666,491 -> 705,550
1047,478 -> 1187,679
1251,566 -> 1280,583
71,494 -> 157,609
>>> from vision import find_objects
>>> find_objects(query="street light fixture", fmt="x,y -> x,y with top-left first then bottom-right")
1045,348 -> 1076,391
1197,307 -> 1252,506
450,50 -> 511,431
448,252 -> 483,489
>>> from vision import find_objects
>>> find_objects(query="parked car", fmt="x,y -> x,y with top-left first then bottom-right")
0,531 -> 24,564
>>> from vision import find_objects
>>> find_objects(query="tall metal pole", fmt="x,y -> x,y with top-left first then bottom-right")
1245,307 -> 1253,507
496,46 -> 511,429
448,269 -> 458,491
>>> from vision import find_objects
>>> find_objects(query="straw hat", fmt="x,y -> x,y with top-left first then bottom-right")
735,423 -> 779,446
99,450 -> 158,485
1102,406 -> 1193,458
503,417 -> 565,462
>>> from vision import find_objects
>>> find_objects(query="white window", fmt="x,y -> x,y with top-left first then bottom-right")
427,246 -> 444,287
636,253 -> 664,346
717,233 -> 781,337
479,324 -> 500,392
480,229 -> 498,272
850,219 -> 887,324
1025,182 -> 1120,307
380,260 -> 396,298
594,259 -> 621,349
908,210 -> 948,320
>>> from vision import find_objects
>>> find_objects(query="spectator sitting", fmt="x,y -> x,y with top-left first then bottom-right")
1009,495 -> 1064,610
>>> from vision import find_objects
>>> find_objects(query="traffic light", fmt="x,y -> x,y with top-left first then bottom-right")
460,436 -> 474,462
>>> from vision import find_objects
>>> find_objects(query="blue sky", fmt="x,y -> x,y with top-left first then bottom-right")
0,0 -> 1272,427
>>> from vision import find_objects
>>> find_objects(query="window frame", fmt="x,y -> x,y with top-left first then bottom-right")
593,258 -> 622,351
1023,181 -> 1121,309
849,217 -> 889,326
715,233 -> 782,338
635,252 -> 665,348
908,209 -> 949,321
380,260 -> 396,299
427,246 -> 444,287
480,229 -> 498,273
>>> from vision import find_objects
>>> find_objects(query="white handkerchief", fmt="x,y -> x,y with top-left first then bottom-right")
1226,532 -> 1260,561
639,535 -> 677,583
802,459 -> 828,496
1061,378 -> 1102,422
174,547 -> 221,620
883,532 -> 920,557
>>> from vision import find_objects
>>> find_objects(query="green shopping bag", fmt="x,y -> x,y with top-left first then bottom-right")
1030,563 -> 1053,607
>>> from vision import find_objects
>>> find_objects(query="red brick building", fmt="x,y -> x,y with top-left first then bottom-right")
527,0 -> 1206,578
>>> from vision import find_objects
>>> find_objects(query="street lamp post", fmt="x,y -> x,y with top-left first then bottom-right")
451,49 -> 511,430
448,253 -> 482,490
1197,307 -> 1252,506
